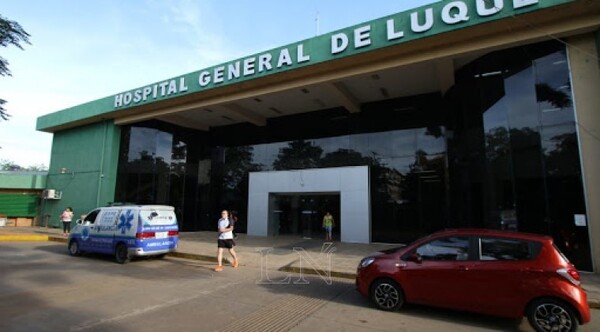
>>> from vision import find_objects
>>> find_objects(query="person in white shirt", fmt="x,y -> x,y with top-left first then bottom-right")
215,210 -> 239,272
60,207 -> 74,236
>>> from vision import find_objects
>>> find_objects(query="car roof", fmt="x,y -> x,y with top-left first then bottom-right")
429,228 -> 553,242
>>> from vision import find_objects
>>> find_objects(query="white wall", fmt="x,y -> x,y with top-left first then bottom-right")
247,166 -> 370,243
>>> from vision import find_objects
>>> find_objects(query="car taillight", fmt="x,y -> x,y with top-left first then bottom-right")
136,232 -> 155,239
168,231 -> 178,236
557,267 -> 581,286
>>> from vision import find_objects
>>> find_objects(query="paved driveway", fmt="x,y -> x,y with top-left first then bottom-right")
2,242 -> 599,332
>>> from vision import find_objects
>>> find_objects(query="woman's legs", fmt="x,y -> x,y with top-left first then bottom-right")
216,247 -> 224,271
216,241 -> 238,270
229,247 -> 239,267
325,226 -> 332,240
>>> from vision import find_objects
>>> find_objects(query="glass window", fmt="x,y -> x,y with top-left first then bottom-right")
505,67 -> 538,131
417,127 -> 446,156
479,237 -> 540,261
83,210 -> 100,224
316,135 -> 350,155
349,132 -> 370,156
535,51 -> 575,127
415,236 -> 470,261
362,130 -> 413,159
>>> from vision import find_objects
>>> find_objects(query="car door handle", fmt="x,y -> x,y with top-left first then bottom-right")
457,265 -> 469,271
523,268 -> 544,273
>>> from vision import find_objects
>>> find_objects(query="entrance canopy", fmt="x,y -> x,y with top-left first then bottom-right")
36,0 -> 597,133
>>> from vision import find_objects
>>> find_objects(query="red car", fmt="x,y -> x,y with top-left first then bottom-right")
356,229 -> 590,332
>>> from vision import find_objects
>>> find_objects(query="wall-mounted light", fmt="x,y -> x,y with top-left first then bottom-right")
59,167 -> 74,177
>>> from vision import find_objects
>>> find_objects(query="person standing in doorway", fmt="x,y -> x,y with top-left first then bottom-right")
215,210 -> 239,272
60,207 -> 74,237
322,211 -> 335,241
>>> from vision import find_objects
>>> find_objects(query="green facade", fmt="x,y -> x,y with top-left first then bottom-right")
42,121 -> 121,227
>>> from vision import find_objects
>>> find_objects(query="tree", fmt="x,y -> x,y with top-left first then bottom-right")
0,159 -> 47,171
0,14 -> 31,120
273,140 -> 323,170
0,159 -> 22,171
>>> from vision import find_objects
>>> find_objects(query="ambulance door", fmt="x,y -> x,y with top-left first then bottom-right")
77,209 -> 100,252
92,208 -> 120,254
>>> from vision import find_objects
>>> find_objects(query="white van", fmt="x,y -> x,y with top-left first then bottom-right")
67,205 -> 179,263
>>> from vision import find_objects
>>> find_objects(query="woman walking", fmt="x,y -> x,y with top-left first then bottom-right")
215,210 -> 239,272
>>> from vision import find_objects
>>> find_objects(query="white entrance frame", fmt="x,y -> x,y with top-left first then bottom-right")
247,166 -> 370,243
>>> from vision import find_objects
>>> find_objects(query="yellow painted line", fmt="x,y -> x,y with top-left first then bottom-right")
0,235 -> 50,241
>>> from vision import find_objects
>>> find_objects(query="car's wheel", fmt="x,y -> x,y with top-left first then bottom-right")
527,298 -> 579,332
68,240 -> 80,256
370,279 -> 404,311
115,243 -> 130,264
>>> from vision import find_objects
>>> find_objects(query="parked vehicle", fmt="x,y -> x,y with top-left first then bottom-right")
67,205 -> 178,263
355,229 -> 590,332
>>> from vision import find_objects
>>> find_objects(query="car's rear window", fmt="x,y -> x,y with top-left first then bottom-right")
479,237 -> 541,261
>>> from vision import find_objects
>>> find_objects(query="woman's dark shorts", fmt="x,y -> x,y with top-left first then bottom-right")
218,239 -> 236,248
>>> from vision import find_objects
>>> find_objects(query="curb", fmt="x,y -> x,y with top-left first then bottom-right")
0,235 -> 50,241
49,236 -> 67,243
278,263 -> 356,280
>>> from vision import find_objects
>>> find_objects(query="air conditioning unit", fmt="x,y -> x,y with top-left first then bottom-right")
45,189 -> 62,200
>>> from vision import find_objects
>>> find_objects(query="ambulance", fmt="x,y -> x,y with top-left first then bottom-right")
67,204 -> 179,263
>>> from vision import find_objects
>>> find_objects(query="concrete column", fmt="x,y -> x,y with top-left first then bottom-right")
567,32 -> 600,272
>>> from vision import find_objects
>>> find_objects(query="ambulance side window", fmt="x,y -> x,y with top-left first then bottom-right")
84,210 -> 100,224
97,210 -> 119,226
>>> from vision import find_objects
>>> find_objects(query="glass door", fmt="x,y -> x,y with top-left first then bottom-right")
269,193 -> 340,239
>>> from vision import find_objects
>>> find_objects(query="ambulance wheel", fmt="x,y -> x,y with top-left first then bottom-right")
115,243 -> 130,264
68,240 -> 80,256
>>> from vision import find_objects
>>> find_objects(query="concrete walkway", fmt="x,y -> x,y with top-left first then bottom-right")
2,226 -> 599,309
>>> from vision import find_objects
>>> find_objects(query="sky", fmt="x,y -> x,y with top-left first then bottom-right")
0,0 -> 438,168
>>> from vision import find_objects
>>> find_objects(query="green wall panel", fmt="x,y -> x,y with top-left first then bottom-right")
0,193 -> 39,217
0,172 -> 47,189
42,120 -> 121,227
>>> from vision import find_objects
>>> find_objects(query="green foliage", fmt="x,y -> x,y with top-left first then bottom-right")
0,14 -> 31,121
0,159 -> 47,171
0,159 -> 21,171
273,140 -> 323,170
